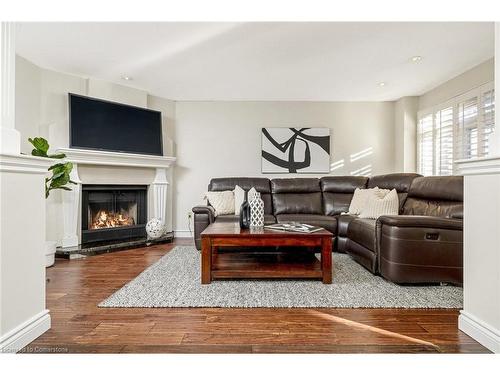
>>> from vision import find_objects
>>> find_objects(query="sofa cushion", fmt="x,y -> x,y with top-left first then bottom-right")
271,178 -> 321,193
406,176 -> 463,201
214,215 -> 239,223
209,177 -> 273,215
402,176 -> 463,218
276,214 -> 337,235
271,178 -> 322,215
347,218 -> 377,252
337,214 -> 358,237
321,176 -> 369,215
215,214 -> 276,225
346,239 -> 377,273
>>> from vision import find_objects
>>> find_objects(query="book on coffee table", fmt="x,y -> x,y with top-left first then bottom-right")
264,222 -> 324,233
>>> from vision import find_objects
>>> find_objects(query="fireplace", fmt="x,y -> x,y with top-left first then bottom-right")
82,185 -> 147,244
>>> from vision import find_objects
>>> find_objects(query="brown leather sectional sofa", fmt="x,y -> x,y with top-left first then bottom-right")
192,173 -> 463,285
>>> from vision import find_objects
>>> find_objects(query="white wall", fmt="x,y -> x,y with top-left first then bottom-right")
394,97 -> 418,172
0,164 -> 51,351
174,101 -> 395,233
15,56 -> 41,154
418,58 -> 494,110
456,23 -> 500,354
458,167 -> 500,353
87,79 -> 148,108
1,22 -> 50,352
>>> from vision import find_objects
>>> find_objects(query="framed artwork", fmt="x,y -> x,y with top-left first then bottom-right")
261,127 -> 330,173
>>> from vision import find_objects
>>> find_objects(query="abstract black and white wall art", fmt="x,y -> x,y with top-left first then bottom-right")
261,128 -> 330,173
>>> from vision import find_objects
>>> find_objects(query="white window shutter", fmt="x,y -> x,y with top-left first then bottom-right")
417,113 -> 434,176
456,95 -> 479,160
435,106 -> 454,176
480,87 -> 495,157
417,82 -> 495,176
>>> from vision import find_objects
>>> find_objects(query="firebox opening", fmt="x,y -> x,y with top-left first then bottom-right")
82,185 -> 147,244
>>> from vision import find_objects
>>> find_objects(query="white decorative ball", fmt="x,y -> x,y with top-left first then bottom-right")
146,218 -> 164,239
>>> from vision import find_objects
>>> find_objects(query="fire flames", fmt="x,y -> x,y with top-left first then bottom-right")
91,210 -> 135,229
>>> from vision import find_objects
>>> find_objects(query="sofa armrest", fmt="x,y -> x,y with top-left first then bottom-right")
192,205 -> 215,250
377,215 -> 463,230
192,205 -> 216,222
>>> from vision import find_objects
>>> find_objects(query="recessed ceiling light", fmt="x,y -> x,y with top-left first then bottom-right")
121,76 -> 133,81
411,56 -> 422,62
378,82 -> 386,87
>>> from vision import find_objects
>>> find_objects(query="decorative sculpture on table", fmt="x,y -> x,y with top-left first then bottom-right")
249,192 -> 265,228
239,191 -> 251,229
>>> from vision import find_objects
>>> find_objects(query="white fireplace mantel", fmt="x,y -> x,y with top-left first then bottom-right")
56,148 -> 176,169
55,148 -> 176,248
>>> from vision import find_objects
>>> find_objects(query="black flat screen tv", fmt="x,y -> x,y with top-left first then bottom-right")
69,93 -> 163,156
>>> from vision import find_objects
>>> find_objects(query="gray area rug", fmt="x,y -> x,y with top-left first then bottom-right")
99,246 -> 462,308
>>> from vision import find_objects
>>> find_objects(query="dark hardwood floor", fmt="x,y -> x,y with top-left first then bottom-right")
23,239 -> 489,353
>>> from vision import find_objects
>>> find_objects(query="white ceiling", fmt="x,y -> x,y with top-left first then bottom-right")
15,22 -> 494,101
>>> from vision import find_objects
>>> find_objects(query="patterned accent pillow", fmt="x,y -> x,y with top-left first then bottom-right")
205,191 -> 235,217
348,187 -> 389,215
359,189 -> 399,219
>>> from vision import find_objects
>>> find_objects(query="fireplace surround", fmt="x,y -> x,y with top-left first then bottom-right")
82,185 -> 147,244
55,147 -> 176,249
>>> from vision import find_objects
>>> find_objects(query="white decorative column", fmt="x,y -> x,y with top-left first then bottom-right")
0,22 -> 20,154
0,21 -> 51,352
150,168 -> 169,225
456,157 -> 500,353
61,165 -> 82,248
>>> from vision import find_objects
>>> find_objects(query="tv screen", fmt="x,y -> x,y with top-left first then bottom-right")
69,94 -> 163,156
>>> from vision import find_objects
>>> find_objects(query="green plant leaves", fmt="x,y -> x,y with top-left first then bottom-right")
48,153 -> 66,159
29,136 -> 75,198
28,137 -> 49,156
32,148 -> 48,157
47,162 -> 74,197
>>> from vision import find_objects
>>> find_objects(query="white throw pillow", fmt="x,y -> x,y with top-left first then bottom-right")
205,191 -> 235,217
359,188 -> 399,219
348,187 -> 389,215
233,185 -> 245,215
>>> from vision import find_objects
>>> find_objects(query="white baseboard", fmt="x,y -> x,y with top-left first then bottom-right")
0,310 -> 51,353
174,230 -> 193,238
459,310 -> 500,353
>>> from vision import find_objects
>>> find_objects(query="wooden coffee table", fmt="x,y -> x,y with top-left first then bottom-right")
200,222 -> 334,284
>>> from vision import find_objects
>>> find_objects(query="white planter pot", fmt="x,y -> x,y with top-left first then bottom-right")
45,241 -> 57,267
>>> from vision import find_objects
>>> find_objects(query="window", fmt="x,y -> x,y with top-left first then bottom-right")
417,82 -> 495,176
417,113 -> 434,176
435,106 -> 454,175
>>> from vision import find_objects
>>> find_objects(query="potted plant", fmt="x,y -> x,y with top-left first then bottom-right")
29,137 -> 77,266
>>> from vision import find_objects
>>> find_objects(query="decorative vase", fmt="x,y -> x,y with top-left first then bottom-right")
146,218 -> 164,239
249,192 -> 265,228
239,191 -> 251,229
